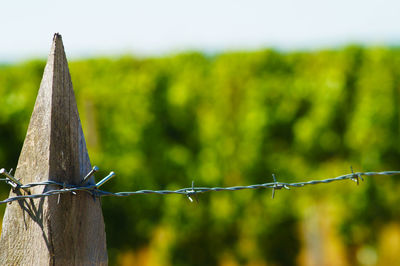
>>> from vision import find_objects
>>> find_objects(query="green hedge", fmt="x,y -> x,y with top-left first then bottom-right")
1,46 -> 400,265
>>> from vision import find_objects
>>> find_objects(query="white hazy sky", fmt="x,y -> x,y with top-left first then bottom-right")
1,0 -> 400,62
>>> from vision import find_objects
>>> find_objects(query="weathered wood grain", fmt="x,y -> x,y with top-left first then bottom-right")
0,33 -> 108,265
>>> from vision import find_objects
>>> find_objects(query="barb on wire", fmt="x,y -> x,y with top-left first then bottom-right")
0,167 -> 399,205
81,166 -> 99,185
186,181 -> 199,203
0,168 -> 22,188
270,174 -> 291,199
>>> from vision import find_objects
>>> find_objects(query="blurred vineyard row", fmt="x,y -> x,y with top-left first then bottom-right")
1,46 -> 400,265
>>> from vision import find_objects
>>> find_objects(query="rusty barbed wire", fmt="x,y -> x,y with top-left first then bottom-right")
0,167 -> 399,205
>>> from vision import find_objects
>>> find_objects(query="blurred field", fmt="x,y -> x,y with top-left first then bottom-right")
1,46 -> 400,265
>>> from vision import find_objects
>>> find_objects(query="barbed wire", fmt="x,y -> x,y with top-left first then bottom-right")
0,167 -> 399,204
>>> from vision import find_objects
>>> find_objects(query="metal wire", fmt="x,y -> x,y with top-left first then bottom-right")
0,169 -> 399,205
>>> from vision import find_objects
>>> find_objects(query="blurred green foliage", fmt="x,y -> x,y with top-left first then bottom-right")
1,46 -> 400,265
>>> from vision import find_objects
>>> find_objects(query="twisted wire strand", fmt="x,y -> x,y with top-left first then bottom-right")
0,170 -> 399,205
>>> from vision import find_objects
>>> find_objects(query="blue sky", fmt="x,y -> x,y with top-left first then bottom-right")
1,0 -> 400,62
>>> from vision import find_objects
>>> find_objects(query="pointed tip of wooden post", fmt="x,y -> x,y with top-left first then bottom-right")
52,33 -> 64,52
51,32 -> 63,51
13,31 -> 90,185
53,32 -> 62,40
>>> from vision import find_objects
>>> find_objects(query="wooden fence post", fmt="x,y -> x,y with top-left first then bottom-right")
0,34 -> 108,265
